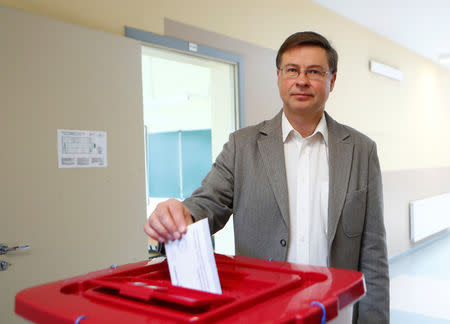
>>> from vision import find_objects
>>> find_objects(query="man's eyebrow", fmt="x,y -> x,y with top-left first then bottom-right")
306,64 -> 326,69
283,63 -> 326,69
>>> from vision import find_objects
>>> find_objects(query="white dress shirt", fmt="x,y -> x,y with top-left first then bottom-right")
283,112 -> 329,266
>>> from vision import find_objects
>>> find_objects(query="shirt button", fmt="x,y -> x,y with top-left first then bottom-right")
280,239 -> 287,247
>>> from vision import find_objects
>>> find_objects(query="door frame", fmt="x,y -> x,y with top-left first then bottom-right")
125,26 -> 245,129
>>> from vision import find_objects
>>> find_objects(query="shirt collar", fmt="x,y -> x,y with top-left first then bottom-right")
282,111 -> 328,145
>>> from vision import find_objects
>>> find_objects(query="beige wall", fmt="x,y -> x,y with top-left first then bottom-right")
2,0 -> 450,257
1,6 -> 149,323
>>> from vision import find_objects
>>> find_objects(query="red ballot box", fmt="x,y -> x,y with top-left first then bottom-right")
15,254 -> 365,323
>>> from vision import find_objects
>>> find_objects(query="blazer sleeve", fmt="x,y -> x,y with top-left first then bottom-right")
183,133 -> 236,234
356,142 -> 390,323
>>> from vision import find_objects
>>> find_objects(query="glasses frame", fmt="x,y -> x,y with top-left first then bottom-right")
278,65 -> 332,81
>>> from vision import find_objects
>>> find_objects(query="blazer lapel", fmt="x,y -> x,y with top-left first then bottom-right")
326,112 -> 354,251
257,111 -> 290,228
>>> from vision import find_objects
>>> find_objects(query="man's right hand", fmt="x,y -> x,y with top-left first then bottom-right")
144,198 -> 193,243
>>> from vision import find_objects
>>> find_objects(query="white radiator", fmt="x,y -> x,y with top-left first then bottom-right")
410,193 -> 450,242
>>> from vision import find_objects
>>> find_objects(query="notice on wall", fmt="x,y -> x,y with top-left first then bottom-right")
57,129 -> 107,168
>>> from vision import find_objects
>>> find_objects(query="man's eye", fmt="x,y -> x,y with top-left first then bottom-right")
287,67 -> 298,73
308,70 -> 321,75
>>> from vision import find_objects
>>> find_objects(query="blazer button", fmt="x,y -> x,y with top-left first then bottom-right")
280,239 -> 286,247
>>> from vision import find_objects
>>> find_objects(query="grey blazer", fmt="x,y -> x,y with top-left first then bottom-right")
184,110 -> 389,323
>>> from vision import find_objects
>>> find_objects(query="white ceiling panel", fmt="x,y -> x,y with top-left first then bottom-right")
312,0 -> 450,69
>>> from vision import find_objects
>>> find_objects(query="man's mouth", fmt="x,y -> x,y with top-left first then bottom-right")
291,93 -> 313,98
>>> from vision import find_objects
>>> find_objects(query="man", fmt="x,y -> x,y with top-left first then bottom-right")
144,31 -> 389,323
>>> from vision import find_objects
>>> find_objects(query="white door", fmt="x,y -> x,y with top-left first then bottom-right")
0,7 -> 147,323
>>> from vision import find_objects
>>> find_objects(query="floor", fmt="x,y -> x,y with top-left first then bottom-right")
389,232 -> 450,323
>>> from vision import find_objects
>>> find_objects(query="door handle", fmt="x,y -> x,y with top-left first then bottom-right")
0,244 -> 30,255
0,244 -> 29,271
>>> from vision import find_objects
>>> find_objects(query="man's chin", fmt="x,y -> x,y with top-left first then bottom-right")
284,105 -> 324,117
286,105 -> 313,113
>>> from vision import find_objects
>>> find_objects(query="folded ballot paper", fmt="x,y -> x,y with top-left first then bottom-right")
165,218 -> 222,294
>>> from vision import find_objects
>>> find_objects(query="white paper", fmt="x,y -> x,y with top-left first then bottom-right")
57,129 -> 107,168
165,218 -> 222,294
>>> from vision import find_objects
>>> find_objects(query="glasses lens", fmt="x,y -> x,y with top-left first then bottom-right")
283,67 -> 298,78
306,70 -> 325,80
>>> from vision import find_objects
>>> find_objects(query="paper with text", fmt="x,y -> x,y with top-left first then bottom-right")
57,129 -> 107,168
165,218 -> 222,294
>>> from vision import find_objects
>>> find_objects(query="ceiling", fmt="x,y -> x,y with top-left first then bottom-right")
312,0 -> 450,69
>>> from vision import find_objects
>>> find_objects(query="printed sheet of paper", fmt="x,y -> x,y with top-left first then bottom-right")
57,129 -> 107,168
165,218 -> 222,294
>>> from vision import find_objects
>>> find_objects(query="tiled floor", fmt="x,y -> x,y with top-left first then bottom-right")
389,232 -> 450,323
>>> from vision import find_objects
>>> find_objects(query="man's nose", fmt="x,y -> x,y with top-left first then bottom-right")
295,72 -> 310,85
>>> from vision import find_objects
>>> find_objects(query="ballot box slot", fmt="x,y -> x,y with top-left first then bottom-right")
87,286 -> 233,312
82,287 -> 217,322
84,278 -> 234,308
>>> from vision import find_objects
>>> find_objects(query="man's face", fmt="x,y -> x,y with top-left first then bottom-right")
277,45 -> 336,119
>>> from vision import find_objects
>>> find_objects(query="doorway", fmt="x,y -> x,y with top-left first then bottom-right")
133,30 -> 244,256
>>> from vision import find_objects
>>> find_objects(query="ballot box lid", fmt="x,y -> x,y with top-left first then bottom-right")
15,253 -> 365,323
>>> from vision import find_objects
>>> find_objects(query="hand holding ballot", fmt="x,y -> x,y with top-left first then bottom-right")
144,198 -> 193,243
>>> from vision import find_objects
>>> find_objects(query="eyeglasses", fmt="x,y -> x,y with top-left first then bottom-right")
278,65 -> 332,81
